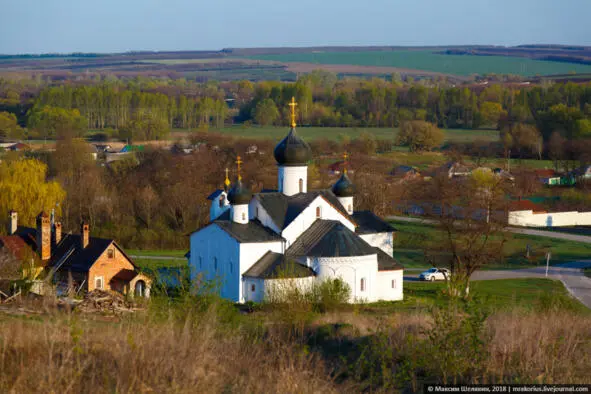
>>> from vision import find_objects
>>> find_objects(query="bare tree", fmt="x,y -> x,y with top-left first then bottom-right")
408,172 -> 509,298
548,131 -> 565,171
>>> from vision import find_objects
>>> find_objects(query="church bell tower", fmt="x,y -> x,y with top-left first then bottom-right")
273,97 -> 312,196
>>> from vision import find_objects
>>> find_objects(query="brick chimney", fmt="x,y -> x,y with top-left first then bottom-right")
81,221 -> 89,249
36,211 -> 51,260
8,210 -> 17,235
54,222 -> 62,245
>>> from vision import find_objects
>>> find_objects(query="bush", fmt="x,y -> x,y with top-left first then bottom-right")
265,277 -> 351,313
310,278 -> 351,312
396,120 -> 444,152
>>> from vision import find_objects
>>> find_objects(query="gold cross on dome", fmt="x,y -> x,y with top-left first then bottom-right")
289,97 -> 297,128
236,156 -> 243,181
224,168 -> 230,188
343,152 -> 349,174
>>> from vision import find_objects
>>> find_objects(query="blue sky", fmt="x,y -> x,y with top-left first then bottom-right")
1,0 -> 590,54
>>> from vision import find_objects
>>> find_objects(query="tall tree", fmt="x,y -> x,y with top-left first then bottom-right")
396,121 -> 444,152
0,159 -> 66,228
253,99 -> 280,126
27,106 -> 87,139
0,111 -> 23,140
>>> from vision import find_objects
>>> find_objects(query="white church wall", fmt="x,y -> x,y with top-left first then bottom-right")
337,196 -> 354,214
282,196 -> 356,247
249,200 -> 282,233
231,204 -> 249,224
189,224 -> 241,301
263,277 -> 315,303
359,232 -> 393,256
243,278 -> 265,303
209,192 -> 230,221
311,255 -> 378,303
278,166 -> 308,196
238,241 -> 284,301
376,270 -> 404,301
243,277 -> 315,303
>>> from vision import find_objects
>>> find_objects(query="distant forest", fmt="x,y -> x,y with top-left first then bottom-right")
1,71 -> 590,141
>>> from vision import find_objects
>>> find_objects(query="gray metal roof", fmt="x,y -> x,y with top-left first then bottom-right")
243,251 -> 316,279
351,211 -> 396,234
287,220 -> 376,258
375,248 -> 404,271
255,190 -> 353,230
214,219 -> 284,244
207,189 -> 224,200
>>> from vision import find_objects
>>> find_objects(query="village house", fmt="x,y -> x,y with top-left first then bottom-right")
0,142 -> 30,152
569,165 -> 591,181
0,210 -> 150,297
328,160 -> 356,175
391,165 -> 421,181
436,161 -> 472,178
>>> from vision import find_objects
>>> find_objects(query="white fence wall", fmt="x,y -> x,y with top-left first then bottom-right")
509,210 -> 591,227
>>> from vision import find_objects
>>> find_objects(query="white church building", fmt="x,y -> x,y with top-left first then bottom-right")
188,99 -> 403,303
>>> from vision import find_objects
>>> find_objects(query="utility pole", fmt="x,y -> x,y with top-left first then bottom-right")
507,149 -> 511,172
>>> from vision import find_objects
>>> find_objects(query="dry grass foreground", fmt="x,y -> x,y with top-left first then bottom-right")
0,296 -> 590,393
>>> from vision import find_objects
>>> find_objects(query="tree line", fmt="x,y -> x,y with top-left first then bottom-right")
0,72 -> 589,132
1,72 -> 591,162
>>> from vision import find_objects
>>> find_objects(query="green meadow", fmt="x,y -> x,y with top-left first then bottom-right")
197,125 -> 499,143
391,220 -> 591,269
249,50 -> 591,76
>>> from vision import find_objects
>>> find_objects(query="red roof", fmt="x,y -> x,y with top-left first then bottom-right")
0,236 -> 33,261
508,200 -> 545,213
328,161 -> 344,171
533,169 -> 557,178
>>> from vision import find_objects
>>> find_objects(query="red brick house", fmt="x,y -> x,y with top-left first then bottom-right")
0,210 -> 150,297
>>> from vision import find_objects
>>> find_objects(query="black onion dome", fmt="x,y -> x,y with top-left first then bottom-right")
332,172 -> 355,197
273,128 -> 312,166
227,179 -> 252,205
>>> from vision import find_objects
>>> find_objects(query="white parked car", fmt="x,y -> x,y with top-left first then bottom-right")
419,268 -> 451,281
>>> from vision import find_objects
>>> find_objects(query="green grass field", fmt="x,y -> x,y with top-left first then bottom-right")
248,50 -> 591,77
391,279 -> 589,314
127,249 -> 186,258
391,220 -> 591,269
198,125 -> 500,143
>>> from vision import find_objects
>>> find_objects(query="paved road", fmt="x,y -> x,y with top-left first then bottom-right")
387,215 -> 591,244
405,261 -> 591,309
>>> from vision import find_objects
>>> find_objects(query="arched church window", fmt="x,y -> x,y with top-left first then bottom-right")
391,279 -> 396,289
219,195 -> 224,208
347,204 -> 352,213
251,284 -> 256,292
229,261 -> 233,273
214,257 -> 218,272
299,178 -> 303,193
360,278 -> 366,292
199,257 -> 203,269
242,212 -> 246,221
316,206 -> 321,218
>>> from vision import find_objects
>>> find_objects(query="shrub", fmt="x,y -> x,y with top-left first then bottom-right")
310,278 -> 351,312
396,120 -> 444,152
